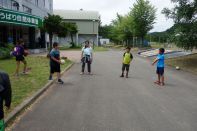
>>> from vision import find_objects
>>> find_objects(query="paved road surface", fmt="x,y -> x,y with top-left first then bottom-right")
12,51 -> 197,131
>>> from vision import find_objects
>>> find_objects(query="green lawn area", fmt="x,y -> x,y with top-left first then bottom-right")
0,56 -> 72,115
166,54 -> 197,74
94,46 -> 108,51
59,46 -> 81,51
59,46 -> 108,52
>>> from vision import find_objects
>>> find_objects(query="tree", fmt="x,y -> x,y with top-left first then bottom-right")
108,14 -> 134,45
162,0 -> 197,50
43,14 -> 63,51
131,0 -> 156,44
99,25 -> 113,39
58,22 -> 68,38
66,23 -> 78,48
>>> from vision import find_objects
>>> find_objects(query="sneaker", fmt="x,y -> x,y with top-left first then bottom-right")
120,74 -> 124,77
49,75 -> 52,80
14,73 -> 19,77
80,72 -> 84,75
58,79 -> 64,84
22,72 -> 28,75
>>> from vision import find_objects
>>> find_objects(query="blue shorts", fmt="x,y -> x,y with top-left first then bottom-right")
157,67 -> 164,76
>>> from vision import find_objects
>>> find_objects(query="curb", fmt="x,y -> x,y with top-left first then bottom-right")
5,62 -> 74,125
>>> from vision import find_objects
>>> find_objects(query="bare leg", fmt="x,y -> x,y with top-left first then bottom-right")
161,75 -> 165,86
15,61 -> 20,76
120,65 -> 125,77
57,72 -> 64,84
158,74 -> 161,83
22,60 -> 27,73
57,72 -> 61,80
126,71 -> 129,78
155,74 -> 161,84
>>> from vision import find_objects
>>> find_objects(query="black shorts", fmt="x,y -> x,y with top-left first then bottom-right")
16,55 -> 24,61
157,67 -> 164,76
122,64 -> 130,71
50,63 -> 61,74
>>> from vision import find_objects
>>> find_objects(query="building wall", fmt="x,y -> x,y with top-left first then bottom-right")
0,0 -> 53,50
100,39 -> 110,45
0,0 -> 53,18
57,19 -> 99,46
63,20 -> 99,35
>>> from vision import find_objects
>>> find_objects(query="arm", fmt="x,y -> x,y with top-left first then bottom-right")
2,73 -> 12,109
50,51 -> 60,64
81,52 -> 83,59
91,48 -> 93,60
21,46 -> 25,56
81,47 -> 84,59
152,58 -> 158,66
130,53 -> 133,60
51,56 -> 60,64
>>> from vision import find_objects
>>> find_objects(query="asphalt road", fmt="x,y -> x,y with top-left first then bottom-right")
12,51 -> 197,131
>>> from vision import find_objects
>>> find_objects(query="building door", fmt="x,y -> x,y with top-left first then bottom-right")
29,27 -> 35,49
13,26 -> 23,45
41,31 -> 46,48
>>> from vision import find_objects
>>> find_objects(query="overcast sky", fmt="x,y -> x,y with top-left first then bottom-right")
54,0 -> 175,32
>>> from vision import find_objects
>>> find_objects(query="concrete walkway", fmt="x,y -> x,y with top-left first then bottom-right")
11,51 -> 197,131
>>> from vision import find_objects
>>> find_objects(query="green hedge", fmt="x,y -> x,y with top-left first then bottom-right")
0,44 -> 14,59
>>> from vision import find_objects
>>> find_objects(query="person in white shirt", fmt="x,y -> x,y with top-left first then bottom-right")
81,41 -> 93,75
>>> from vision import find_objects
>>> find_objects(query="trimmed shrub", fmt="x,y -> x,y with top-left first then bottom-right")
0,43 -> 14,59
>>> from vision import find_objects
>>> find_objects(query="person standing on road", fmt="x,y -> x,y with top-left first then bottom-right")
49,42 -> 64,84
81,41 -> 93,75
0,71 -> 12,131
152,48 -> 165,86
120,47 -> 133,78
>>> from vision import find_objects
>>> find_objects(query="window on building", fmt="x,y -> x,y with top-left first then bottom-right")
0,0 -> 11,8
50,2 -> 53,11
35,0 -> 38,6
0,0 -> 3,7
23,5 -> 32,14
43,0 -> 45,7
11,0 -> 19,11
44,0 -> 50,10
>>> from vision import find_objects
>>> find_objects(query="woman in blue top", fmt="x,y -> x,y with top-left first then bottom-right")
152,48 -> 165,86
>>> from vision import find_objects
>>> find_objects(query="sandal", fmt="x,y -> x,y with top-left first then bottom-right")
160,82 -> 165,86
154,81 -> 160,85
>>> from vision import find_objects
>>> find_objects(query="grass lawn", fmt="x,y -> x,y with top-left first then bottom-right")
59,46 -> 108,52
166,54 -> 197,74
0,56 -> 72,115
93,46 -> 108,52
59,46 -> 81,51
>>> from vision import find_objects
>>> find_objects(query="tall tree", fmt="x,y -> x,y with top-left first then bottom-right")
58,22 -> 68,38
43,14 -> 63,51
66,23 -> 78,48
162,0 -> 197,50
131,0 -> 156,44
58,22 -> 78,48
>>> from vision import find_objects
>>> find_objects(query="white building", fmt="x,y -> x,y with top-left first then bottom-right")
100,39 -> 110,45
54,10 -> 100,46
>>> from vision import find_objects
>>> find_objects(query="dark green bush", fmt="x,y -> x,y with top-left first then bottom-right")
0,43 -> 14,59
